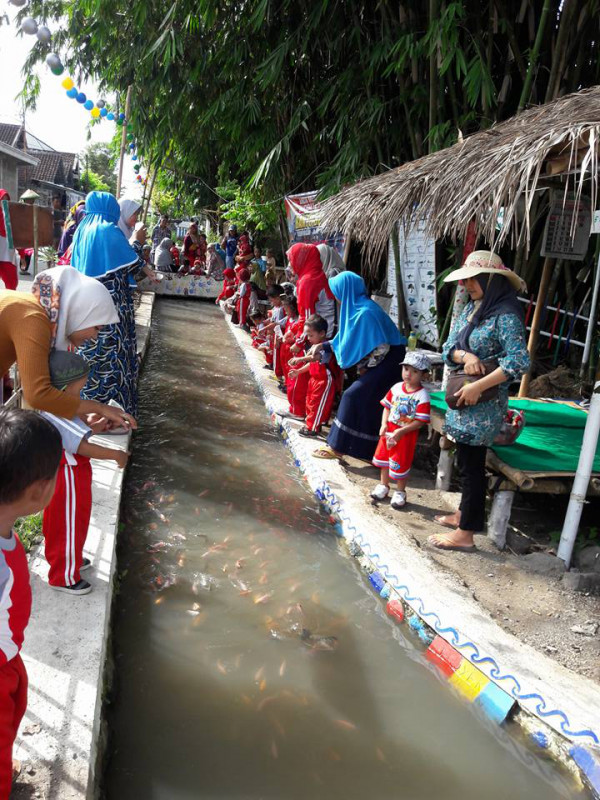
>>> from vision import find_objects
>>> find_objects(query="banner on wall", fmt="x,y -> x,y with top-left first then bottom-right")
284,191 -> 346,259
387,220 -> 438,347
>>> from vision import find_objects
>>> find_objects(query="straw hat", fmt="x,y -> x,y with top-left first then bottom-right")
444,250 -> 526,292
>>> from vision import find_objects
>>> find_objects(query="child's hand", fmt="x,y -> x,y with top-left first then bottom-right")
290,344 -> 301,354
114,450 -> 130,469
289,369 -> 298,380
379,424 -> 387,436
86,413 -> 110,433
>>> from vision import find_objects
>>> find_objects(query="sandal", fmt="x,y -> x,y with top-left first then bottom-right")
298,426 -> 319,437
427,534 -> 476,553
312,446 -> 341,460
434,514 -> 460,529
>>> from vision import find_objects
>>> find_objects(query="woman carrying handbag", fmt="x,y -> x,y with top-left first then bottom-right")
430,251 -> 529,552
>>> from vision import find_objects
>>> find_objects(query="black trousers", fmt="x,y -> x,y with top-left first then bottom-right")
457,443 -> 487,532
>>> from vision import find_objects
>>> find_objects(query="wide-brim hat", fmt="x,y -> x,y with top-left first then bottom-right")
444,250 -> 526,292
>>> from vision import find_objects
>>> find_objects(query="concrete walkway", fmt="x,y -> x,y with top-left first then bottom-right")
13,292 -> 154,799
225,317 -> 600,756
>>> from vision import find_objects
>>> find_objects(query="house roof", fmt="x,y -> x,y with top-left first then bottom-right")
26,150 -> 68,185
321,85 -> 600,263
0,140 -> 38,167
0,123 -> 22,149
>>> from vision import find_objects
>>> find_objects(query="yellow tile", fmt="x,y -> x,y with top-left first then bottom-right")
448,659 -> 490,702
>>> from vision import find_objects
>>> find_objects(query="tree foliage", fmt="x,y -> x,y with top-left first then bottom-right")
80,142 -> 117,194
17,0 -> 600,212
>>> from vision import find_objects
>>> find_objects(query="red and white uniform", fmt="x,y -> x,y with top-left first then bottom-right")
0,190 -> 17,291
372,383 -> 430,480
0,531 -> 31,797
236,281 -> 250,326
270,307 -> 287,377
41,414 -> 93,587
279,317 -> 302,381
305,352 -> 343,432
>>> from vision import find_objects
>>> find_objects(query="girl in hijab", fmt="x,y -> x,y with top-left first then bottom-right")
431,251 -> 529,552
183,223 -> 201,269
317,243 -> 346,279
153,238 -> 175,273
206,243 -> 226,282
307,271 -> 405,461
287,243 -> 335,336
57,200 -> 86,261
118,198 -> 142,239
0,265 -> 136,429
71,191 -> 145,416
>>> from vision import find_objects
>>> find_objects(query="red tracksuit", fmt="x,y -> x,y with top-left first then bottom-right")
236,282 -> 250,326
305,355 -> 343,432
0,532 -> 31,798
43,452 -> 93,587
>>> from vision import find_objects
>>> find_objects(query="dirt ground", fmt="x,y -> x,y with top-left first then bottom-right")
320,427 -> 600,683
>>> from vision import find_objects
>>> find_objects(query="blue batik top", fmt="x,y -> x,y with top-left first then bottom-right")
442,306 -> 529,446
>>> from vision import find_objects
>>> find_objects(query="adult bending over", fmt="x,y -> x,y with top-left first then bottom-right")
287,243 -> 335,335
71,191 -> 145,416
310,271 -> 405,461
0,265 -> 136,429
430,251 -> 529,552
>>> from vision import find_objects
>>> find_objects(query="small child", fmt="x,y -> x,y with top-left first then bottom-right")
261,286 -> 287,373
371,352 -> 431,509
288,314 -> 343,434
0,408 -> 62,796
278,295 -> 301,392
265,248 -> 277,285
41,352 -> 130,595
216,267 -> 237,305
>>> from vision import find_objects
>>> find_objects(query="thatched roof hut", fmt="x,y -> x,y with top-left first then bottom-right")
321,86 -> 600,266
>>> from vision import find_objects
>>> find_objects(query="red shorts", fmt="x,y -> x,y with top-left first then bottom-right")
372,423 -> 419,480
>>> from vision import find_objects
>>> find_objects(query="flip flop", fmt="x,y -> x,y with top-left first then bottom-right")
428,534 -> 476,553
312,446 -> 340,460
434,514 -> 460,529
298,426 -> 319,437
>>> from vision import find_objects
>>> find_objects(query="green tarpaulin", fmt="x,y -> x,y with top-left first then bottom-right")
429,392 -> 600,474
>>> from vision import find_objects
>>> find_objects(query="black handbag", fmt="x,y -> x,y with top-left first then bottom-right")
445,359 -> 500,410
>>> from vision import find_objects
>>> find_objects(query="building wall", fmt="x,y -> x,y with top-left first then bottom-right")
0,154 -> 20,200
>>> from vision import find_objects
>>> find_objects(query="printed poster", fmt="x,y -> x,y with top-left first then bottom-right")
541,192 -> 591,261
387,221 -> 438,347
284,191 -> 346,259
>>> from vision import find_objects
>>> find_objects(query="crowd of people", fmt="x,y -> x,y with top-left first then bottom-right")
0,182 -> 529,796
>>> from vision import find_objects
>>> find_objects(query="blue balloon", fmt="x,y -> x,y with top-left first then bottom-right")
100,107 -> 108,117
84,100 -> 94,110
76,92 -> 86,104
66,87 -> 78,99
107,112 -> 115,121
119,112 -> 125,120
131,154 -> 137,161
129,143 -> 135,150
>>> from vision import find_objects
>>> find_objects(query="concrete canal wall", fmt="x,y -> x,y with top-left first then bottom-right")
13,293 -> 154,800
224,316 -> 600,798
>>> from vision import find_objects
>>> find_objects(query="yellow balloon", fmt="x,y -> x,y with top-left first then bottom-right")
91,107 -> 100,118
61,77 -> 74,90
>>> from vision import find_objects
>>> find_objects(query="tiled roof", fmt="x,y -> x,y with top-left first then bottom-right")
27,150 -> 67,184
0,123 -> 21,148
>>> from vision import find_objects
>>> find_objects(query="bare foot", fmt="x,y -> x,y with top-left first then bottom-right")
434,512 -> 461,528
428,529 -> 476,552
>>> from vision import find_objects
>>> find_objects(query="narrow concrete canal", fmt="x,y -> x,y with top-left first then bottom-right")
103,299 -> 584,799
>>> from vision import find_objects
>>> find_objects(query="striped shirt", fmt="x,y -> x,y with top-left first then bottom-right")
39,413 -> 91,465
0,532 -> 31,665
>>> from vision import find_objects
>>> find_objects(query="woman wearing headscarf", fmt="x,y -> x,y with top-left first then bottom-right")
183,223 -> 201,269
205,243 -> 226,282
130,223 -> 161,284
309,271 -> 405,461
57,200 -> 86,261
287,243 -> 335,335
155,238 -> 175,273
71,192 -> 144,416
431,251 -> 529,552
118,198 -> 142,239
317,243 -> 346,279
0,265 -> 136,429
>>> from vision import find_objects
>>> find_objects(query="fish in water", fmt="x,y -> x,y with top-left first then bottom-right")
300,629 -> 338,651
334,719 -> 357,731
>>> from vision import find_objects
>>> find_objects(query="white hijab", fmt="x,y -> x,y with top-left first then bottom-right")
33,265 -> 119,350
317,244 -> 346,278
118,198 -> 142,238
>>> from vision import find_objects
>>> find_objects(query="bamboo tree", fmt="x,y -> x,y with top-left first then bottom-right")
517,0 -> 552,111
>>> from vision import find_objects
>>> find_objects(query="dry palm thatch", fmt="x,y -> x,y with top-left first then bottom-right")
321,86 -> 600,268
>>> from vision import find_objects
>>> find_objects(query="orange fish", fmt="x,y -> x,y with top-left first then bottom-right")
375,747 -> 387,764
279,660 -> 286,677
334,719 -> 357,731
254,593 -> 272,605
254,666 -> 265,682
235,559 -> 245,569
198,489 -> 210,497
216,660 -> 227,675
259,679 -> 267,692
259,573 -> 268,585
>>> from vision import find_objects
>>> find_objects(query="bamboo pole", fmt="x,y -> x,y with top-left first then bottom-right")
427,0 -> 439,153
116,86 -> 132,198
143,162 -> 160,225
517,0 -> 551,112
519,256 -> 554,397
581,250 -> 600,378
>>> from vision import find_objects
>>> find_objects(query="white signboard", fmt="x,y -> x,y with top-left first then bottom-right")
541,192 -> 591,260
591,210 -> 600,234
387,221 -> 438,347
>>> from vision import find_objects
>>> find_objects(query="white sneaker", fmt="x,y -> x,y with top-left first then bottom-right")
391,490 -> 407,509
370,484 -> 390,501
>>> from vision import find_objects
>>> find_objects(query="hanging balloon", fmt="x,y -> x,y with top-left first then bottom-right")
8,0 -> 27,6
61,76 -> 74,90
100,108 -> 108,117
36,26 -> 52,44
50,64 -> 64,76
126,132 -> 133,140
119,112 -> 125,120
107,112 -> 115,121
133,164 -> 140,172
91,107 -> 100,119
116,118 -> 123,126
76,92 -> 86,104
129,143 -> 135,150
96,99 -> 105,109
66,87 -> 78,99
131,154 -> 137,161
46,53 -> 62,70
21,18 -> 38,35
84,99 -> 94,110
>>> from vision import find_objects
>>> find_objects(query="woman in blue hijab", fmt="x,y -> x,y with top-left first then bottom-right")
311,271 -> 406,461
71,191 -> 145,415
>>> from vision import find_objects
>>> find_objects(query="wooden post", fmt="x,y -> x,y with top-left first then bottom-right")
143,162 -> 160,225
519,256 -> 554,397
390,223 -> 409,336
116,86 -> 132,198
32,204 -> 38,277
488,490 -> 515,550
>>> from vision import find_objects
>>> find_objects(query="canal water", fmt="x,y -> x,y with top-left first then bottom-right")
103,299 -> 585,799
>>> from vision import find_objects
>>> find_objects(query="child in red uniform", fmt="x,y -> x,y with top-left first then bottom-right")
278,295 -> 301,393
261,286 -> 287,375
216,267 -> 236,304
41,352 -> 130,595
371,352 -> 431,509
0,408 -> 62,797
288,315 -> 343,435
234,268 -> 251,330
